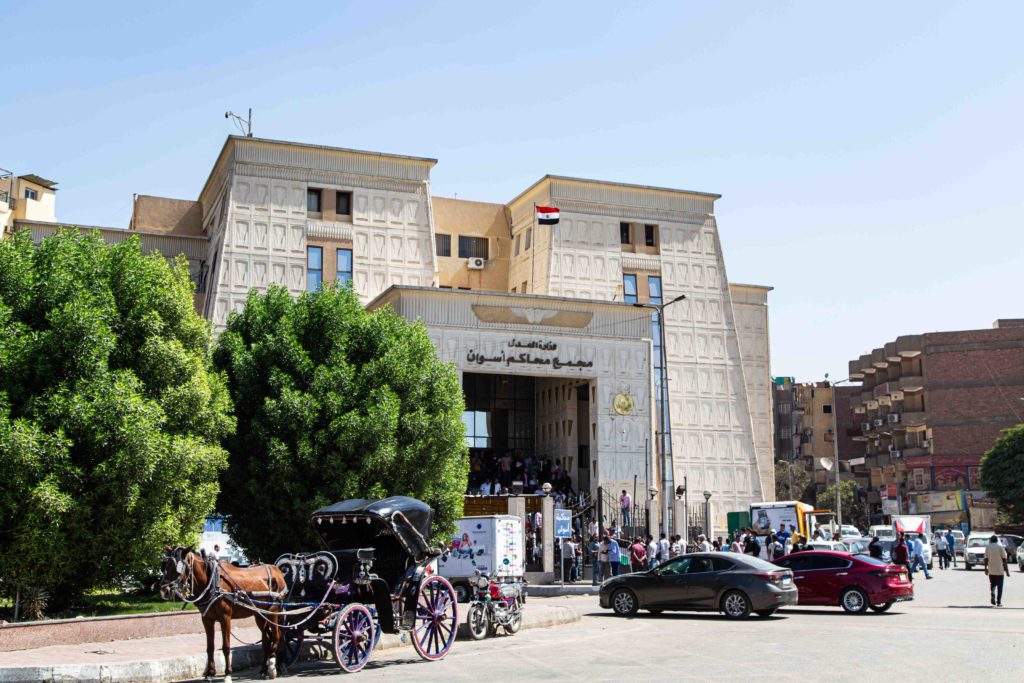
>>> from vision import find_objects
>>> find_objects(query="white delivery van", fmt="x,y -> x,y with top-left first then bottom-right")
437,515 -> 524,603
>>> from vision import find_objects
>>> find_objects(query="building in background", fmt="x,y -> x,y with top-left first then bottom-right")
847,319 -> 1024,529
5,135 -> 774,536
1,168 -> 58,232
773,377 -> 798,461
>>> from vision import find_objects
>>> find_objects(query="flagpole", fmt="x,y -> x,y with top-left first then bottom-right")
531,202 -> 537,294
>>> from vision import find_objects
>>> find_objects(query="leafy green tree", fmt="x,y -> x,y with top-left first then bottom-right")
0,230 -> 233,608
980,424 -> 1024,524
774,459 -> 812,504
816,480 -> 867,529
213,283 -> 468,562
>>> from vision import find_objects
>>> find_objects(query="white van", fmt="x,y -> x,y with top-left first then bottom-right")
868,524 -> 895,540
437,515 -> 524,602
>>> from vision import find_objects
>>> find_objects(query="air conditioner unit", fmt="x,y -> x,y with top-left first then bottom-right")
891,449 -> 902,459
861,422 -> 871,432
921,439 -> 930,448
887,413 -> 900,424
873,418 -> 884,427
467,257 -> 486,270
888,443 -> 896,452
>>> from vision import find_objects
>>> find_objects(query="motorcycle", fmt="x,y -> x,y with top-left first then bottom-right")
466,570 -> 525,640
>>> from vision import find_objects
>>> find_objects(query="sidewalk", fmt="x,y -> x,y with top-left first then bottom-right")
0,602 -> 579,683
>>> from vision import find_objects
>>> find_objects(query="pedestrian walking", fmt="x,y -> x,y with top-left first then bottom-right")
946,529 -> 958,568
697,534 -> 712,552
670,534 -> 683,558
910,533 -> 932,580
892,533 -> 911,580
985,534 -> 1009,607
934,532 -> 950,570
768,533 -> 784,561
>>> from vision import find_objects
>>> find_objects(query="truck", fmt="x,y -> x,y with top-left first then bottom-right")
748,501 -> 832,543
437,515 -> 525,603
893,515 -> 933,570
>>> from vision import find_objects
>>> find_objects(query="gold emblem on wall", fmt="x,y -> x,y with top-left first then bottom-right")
613,393 -> 635,416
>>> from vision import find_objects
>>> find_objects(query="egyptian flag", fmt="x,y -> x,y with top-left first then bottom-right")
536,205 -> 560,225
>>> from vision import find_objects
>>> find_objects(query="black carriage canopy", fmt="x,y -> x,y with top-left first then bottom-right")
310,496 -> 436,563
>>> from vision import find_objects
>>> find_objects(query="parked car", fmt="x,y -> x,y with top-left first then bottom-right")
1017,543 -> 1024,572
773,551 -> 913,614
599,552 -> 797,619
868,524 -> 895,540
843,537 -> 872,555
806,540 -> 851,553
965,534 -> 1023,570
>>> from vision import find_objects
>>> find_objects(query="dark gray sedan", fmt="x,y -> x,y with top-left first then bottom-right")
598,553 -> 797,619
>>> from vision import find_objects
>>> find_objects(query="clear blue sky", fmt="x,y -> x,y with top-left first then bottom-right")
3,2 -> 1022,381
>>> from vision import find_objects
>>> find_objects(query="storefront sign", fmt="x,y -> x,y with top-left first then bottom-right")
915,491 -> 964,513
465,339 -> 594,370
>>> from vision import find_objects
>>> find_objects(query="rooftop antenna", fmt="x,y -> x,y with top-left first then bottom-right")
225,108 -> 253,137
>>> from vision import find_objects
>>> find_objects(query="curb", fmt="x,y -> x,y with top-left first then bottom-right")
0,606 -> 579,683
527,584 -> 601,597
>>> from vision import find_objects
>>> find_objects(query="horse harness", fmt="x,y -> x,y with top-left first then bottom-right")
164,548 -> 285,617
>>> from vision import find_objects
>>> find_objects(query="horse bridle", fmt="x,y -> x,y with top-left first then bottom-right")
162,547 -> 216,604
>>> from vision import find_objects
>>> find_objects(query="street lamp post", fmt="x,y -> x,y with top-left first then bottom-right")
825,374 -> 850,531
633,294 -> 686,537
703,490 -> 712,538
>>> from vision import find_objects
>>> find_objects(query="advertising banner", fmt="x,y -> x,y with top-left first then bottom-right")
750,504 -> 800,535
916,491 -> 963,514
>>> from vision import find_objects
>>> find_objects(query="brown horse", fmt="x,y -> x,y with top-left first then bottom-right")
159,546 -> 286,682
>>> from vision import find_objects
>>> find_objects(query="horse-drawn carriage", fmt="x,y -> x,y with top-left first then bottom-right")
274,496 -> 458,673
159,496 -> 458,680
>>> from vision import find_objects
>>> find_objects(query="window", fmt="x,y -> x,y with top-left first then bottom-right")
623,274 -> 638,303
521,280 -> 528,293
807,556 -> 851,571
335,191 -> 352,216
511,286 -> 517,294
524,228 -> 532,251
780,427 -> 793,439
645,224 -> 657,247
687,557 -> 716,573
779,403 -> 792,415
823,404 -> 833,414
24,188 -> 38,201
648,276 -> 662,304
655,557 -> 691,576
306,246 -> 323,291
458,236 -> 489,259
336,248 -> 353,287
514,234 -> 521,256
307,189 -> 322,213
435,234 -> 451,257
620,222 -> 631,245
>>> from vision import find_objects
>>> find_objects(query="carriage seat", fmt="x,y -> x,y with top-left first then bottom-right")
329,548 -> 375,564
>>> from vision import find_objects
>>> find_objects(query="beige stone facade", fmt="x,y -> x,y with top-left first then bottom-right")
6,136 -> 774,536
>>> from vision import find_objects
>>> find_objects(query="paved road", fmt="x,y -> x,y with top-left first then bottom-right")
227,563 -> 1023,682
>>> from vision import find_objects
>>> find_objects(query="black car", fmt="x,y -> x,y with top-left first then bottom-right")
598,552 -> 797,619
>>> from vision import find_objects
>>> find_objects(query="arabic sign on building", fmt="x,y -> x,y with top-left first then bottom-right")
465,338 -> 594,371
915,491 -> 964,514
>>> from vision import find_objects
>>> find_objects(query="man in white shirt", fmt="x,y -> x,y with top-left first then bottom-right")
697,535 -> 713,552
588,518 -> 598,539
657,533 -> 671,562
646,535 -> 659,570
562,537 -> 577,583
480,480 -> 492,496
984,534 -> 1009,607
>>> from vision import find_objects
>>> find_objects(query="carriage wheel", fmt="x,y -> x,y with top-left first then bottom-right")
279,623 -> 305,668
411,575 -> 458,661
331,604 -> 374,673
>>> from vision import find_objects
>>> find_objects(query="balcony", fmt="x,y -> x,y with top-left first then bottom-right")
900,411 -> 927,428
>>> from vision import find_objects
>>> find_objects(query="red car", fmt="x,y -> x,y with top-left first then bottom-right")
772,551 -> 913,614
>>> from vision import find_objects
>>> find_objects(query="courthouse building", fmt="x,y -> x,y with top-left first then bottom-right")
6,135 -> 774,534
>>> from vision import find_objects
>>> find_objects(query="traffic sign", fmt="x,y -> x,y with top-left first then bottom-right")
554,509 -> 573,538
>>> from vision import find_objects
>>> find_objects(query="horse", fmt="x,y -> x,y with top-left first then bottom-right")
159,546 -> 286,682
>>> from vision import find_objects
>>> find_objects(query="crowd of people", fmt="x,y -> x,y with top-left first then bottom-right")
468,450 -> 577,499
